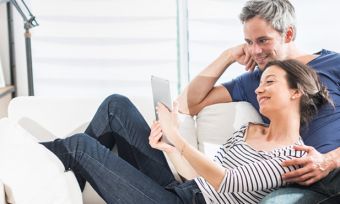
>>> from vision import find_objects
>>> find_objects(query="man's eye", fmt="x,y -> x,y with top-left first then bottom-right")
266,80 -> 274,84
246,41 -> 253,45
259,39 -> 268,44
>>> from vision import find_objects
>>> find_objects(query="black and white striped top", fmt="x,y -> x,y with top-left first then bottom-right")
194,124 -> 306,204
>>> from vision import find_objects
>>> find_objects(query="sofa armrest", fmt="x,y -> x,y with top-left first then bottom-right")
0,181 -> 6,204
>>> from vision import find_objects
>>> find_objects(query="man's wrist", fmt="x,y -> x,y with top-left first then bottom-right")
324,147 -> 340,170
223,49 -> 236,67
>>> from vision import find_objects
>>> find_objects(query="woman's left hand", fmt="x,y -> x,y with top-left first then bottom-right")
148,121 -> 176,153
282,145 -> 334,185
156,101 -> 180,144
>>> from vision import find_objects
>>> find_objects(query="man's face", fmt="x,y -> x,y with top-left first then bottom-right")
243,16 -> 287,70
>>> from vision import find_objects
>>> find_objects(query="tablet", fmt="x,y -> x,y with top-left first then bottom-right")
151,75 -> 172,120
151,75 -> 173,145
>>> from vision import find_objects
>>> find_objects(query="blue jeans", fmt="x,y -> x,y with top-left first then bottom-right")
260,169 -> 340,204
41,94 -> 205,204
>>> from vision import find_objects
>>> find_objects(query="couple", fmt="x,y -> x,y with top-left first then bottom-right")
42,0 -> 340,203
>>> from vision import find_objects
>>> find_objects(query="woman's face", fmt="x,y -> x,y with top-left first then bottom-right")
255,65 -> 297,117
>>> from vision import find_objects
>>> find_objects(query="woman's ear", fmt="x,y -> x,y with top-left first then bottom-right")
291,89 -> 302,100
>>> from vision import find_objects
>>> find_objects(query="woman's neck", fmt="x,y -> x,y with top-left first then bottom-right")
266,112 -> 301,144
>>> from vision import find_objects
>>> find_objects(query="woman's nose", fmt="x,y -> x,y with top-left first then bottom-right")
255,85 -> 264,95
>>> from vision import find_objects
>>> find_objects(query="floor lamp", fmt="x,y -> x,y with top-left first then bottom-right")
5,0 -> 38,96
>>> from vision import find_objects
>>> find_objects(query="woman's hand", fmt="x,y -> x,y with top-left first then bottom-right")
156,101 -> 180,144
148,121 -> 176,153
282,145 -> 335,185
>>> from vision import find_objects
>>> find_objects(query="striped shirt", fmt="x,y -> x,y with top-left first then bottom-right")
194,124 -> 306,204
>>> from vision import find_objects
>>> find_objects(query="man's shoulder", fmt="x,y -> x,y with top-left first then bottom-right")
237,68 -> 262,81
313,49 -> 340,59
308,49 -> 340,68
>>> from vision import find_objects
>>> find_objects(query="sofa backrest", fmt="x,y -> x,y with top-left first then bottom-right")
8,96 -> 155,142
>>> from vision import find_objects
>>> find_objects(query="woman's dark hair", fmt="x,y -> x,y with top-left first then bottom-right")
264,59 -> 334,126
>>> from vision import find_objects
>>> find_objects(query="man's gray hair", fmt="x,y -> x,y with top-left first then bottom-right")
239,0 -> 297,40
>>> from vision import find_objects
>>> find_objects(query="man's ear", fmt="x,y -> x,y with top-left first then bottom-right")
285,27 -> 294,43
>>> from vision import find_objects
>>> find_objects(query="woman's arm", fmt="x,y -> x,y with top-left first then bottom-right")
156,102 -> 226,190
215,156 -> 300,193
172,131 -> 226,189
148,121 -> 198,180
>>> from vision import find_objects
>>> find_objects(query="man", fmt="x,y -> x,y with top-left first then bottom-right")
176,0 -> 340,203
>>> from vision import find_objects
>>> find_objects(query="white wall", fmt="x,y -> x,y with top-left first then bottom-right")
11,0 -> 340,97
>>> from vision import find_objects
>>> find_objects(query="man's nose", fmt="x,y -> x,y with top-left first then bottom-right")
251,43 -> 262,54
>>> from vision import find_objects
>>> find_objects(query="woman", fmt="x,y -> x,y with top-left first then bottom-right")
151,59 -> 333,203
43,59 -> 332,204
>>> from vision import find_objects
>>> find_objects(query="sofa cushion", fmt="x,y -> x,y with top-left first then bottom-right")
196,102 -> 263,159
0,118 -> 82,204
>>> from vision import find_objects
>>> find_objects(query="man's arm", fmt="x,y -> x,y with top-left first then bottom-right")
177,44 -> 256,116
282,145 -> 340,185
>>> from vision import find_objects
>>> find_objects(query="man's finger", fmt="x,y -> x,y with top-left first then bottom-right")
297,177 -> 318,186
285,171 -> 314,183
282,157 -> 308,167
246,59 -> 253,70
249,61 -> 256,72
292,145 -> 313,152
282,165 -> 311,180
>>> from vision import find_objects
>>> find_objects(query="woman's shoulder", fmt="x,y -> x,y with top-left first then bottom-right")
240,122 -> 268,139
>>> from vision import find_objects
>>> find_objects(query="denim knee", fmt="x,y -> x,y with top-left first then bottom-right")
63,133 -> 94,154
104,94 -> 133,110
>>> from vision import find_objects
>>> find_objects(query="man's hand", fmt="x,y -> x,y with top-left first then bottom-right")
282,145 -> 335,186
229,44 -> 256,71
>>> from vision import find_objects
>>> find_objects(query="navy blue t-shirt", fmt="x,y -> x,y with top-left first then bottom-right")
223,49 -> 340,153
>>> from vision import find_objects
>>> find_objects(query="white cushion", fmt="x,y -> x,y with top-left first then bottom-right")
0,118 -> 82,204
196,102 -> 263,159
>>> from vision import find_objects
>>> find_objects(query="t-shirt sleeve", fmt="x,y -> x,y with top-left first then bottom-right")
222,77 -> 247,102
222,70 -> 260,102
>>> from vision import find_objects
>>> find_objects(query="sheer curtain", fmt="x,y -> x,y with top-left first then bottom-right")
29,0 -> 178,97
13,0 -> 340,96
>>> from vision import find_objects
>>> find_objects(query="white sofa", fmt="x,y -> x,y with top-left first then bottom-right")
0,96 -> 262,204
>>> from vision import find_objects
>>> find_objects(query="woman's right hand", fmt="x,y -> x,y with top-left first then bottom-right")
148,121 -> 176,153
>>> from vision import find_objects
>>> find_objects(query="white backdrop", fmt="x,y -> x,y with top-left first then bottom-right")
11,0 -> 340,98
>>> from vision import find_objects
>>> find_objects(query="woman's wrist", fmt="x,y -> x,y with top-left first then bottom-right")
170,130 -> 188,155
